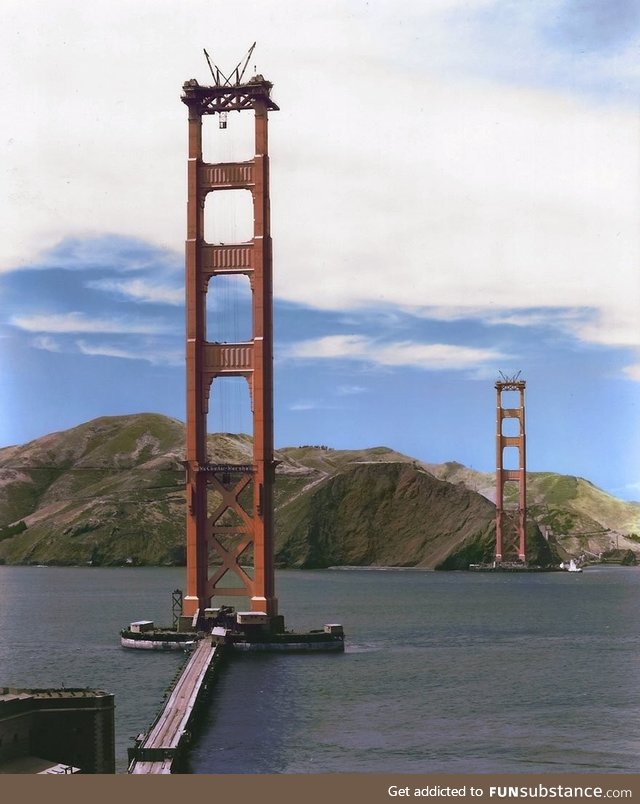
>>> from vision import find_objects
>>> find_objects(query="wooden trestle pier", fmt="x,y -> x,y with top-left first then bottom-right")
128,640 -> 219,774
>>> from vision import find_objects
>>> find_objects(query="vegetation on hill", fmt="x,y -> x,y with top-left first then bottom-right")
275,462 -> 500,569
0,414 -> 636,569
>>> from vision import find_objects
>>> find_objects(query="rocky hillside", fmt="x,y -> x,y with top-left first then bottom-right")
425,460 -> 640,559
0,414 -> 187,566
274,460 -> 554,569
0,414 -> 636,568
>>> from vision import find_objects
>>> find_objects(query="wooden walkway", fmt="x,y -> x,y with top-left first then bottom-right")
128,640 -> 218,774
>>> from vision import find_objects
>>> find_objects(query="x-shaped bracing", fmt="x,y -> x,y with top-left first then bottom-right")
206,473 -> 255,595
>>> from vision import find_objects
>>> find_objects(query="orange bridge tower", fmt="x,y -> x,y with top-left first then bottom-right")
181,54 -> 279,618
495,374 -> 527,564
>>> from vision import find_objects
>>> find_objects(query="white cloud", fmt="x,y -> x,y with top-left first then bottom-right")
483,309 -> 586,330
622,364 -> 640,382
377,341 -> 507,370
10,312 -> 168,335
289,401 -> 320,411
76,340 -> 181,366
336,385 -> 368,396
403,305 -> 640,356
31,335 -> 62,353
567,307 -> 640,350
290,336 -> 369,361
0,0 -> 638,353
27,329 -> 182,365
87,278 -> 184,306
289,399 -> 343,412
288,334 -> 507,371
276,80 -> 639,320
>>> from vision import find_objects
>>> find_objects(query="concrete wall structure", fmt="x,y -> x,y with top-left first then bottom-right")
0,688 -> 115,774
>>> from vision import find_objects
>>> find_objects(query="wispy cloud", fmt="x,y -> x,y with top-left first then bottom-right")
288,334 -> 508,371
76,339 -> 182,366
567,308 -> 640,349
407,305 -> 586,329
3,235 -> 182,276
336,385 -> 368,396
622,364 -> 640,382
86,278 -> 183,306
431,0 -> 640,101
29,332 -> 181,365
10,312 -> 169,335
289,400 -> 320,411
1,4 -> 637,335
405,305 -> 640,364
289,399 -> 343,412
76,341 -> 142,362
31,335 -> 63,353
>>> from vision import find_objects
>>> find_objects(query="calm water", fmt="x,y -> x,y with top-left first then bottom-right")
0,566 -> 638,773
0,566 -> 187,772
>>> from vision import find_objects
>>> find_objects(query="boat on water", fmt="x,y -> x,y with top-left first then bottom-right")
120,621 -> 197,651
120,609 -> 345,653
211,622 -> 345,653
559,559 -> 583,573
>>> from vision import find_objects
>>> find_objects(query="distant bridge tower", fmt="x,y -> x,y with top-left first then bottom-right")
495,374 -> 527,563
181,48 -> 279,617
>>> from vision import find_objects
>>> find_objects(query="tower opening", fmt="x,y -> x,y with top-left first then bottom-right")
206,274 -> 253,344
501,417 -> 521,437
502,446 -> 520,471
202,109 -> 255,163
204,189 -> 254,244
207,376 -> 253,441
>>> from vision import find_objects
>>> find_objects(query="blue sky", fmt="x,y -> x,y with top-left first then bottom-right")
1,1 -> 639,500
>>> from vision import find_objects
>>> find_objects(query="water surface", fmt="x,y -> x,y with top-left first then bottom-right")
1,565 -> 638,773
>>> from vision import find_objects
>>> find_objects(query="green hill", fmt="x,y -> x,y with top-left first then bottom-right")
0,414 -> 187,566
423,461 -> 640,559
274,461 -> 554,569
0,414 -> 636,568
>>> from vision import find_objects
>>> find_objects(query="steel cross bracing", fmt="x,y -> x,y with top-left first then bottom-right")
181,74 -> 278,617
182,79 -> 279,116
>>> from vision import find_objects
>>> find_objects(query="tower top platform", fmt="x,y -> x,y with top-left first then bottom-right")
496,371 -> 526,391
181,77 -> 279,115
495,380 -> 526,391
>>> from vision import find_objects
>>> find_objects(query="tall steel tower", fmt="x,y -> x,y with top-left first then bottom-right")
181,51 -> 279,618
495,374 -> 527,563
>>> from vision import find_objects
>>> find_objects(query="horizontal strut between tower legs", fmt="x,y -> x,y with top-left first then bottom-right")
204,341 -> 254,372
500,409 -> 522,419
198,463 -> 256,474
201,242 -> 254,270
199,161 -> 255,193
